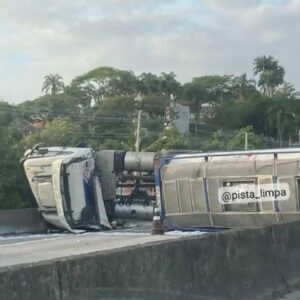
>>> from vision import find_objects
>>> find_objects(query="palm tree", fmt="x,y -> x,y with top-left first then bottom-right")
137,73 -> 161,95
267,99 -> 296,146
231,74 -> 256,102
182,81 -> 208,136
274,82 -> 300,100
80,82 -> 103,107
253,55 -> 285,98
42,74 -> 65,95
159,72 -> 180,98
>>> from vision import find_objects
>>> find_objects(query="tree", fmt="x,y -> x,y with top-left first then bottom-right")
0,102 -> 15,126
253,55 -> 285,98
181,76 -> 231,136
181,81 -> 208,136
100,139 -> 133,150
22,117 -> 82,148
42,74 -> 65,95
70,67 -> 137,105
266,98 -> 299,146
273,82 -> 300,100
138,94 -> 170,117
0,124 -> 35,209
227,126 -> 266,150
192,75 -> 233,103
145,128 -> 187,153
208,95 -> 268,135
231,74 -> 256,102
159,72 -> 180,98
19,94 -> 81,124
137,73 -> 161,95
203,130 -> 229,151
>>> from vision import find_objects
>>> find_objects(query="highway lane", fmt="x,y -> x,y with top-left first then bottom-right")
279,291 -> 300,299
0,229 -> 207,269
0,232 -> 70,245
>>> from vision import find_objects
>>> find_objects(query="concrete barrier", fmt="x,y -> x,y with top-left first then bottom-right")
271,221 -> 300,289
0,262 -> 60,300
0,208 -> 47,235
1,221 -> 300,299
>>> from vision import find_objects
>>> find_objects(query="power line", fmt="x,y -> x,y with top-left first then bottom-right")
0,106 -> 136,123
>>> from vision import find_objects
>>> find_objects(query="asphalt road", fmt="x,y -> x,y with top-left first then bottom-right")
0,225 -> 207,269
279,291 -> 300,300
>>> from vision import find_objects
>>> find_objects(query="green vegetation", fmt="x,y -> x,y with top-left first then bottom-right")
42,74 -> 65,96
1,55 -> 300,209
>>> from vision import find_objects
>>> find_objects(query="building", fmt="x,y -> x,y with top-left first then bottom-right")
165,102 -> 190,134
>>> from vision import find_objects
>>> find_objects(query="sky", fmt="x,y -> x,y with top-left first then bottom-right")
0,0 -> 299,103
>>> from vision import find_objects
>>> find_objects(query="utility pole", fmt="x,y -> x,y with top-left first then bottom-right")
245,132 -> 248,150
135,110 -> 141,152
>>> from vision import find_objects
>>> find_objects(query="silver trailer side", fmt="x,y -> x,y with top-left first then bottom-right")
159,148 -> 300,228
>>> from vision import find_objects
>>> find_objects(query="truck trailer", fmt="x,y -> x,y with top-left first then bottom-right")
157,148 -> 300,228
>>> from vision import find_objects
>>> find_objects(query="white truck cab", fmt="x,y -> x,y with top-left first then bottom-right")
22,146 -> 110,231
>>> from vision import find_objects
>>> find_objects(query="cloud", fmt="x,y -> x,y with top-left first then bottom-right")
201,0 -> 300,82
0,0 -> 299,103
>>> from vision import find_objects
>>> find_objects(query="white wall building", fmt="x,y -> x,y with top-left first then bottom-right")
166,102 -> 190,134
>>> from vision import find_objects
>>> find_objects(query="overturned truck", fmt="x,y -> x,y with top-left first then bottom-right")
21,146 -> 156,232
22,146 -> 300,232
